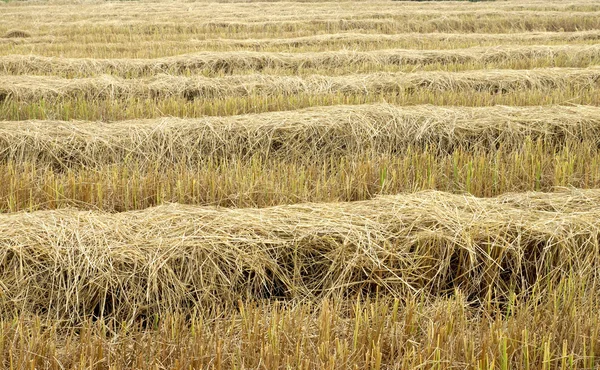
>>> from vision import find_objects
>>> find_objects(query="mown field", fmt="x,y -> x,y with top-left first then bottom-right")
1,0 -> 600,369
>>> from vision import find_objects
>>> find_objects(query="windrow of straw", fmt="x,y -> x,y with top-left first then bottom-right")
194,30 -> 600,51
6,32 -> 600,59
2,67 -> 600,103
2,104 -> 600,167
3,44 -> 600,77
1,189 -> 599,322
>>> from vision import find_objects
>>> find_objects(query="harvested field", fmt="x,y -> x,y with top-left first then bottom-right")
6,86 -> 600,121
4,3 -> 600,59
2,0 -> 600,368
4,4 -> 600,37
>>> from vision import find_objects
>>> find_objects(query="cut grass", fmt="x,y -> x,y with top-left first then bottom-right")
3,69 -> 600,121
2,104 -> 600,212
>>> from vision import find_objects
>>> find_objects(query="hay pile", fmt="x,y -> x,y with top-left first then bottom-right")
2,67 -> 599,102
1,189 -> 599,322
1,104 -> 599,167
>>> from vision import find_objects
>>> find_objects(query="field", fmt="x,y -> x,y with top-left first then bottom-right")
1,0 -> 600,369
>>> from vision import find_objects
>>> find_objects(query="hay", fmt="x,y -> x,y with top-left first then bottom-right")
1,104 -> 600,167
2,44 -> 600,76
1,189 -> 598,322
2,67 -> 599,102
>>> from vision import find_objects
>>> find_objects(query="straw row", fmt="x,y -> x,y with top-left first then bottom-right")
1,188 -> 599,322
195,30 -> 600,50
5,31 -> 600,48
2,104 -> 600,167
5,32 -> 600,60
3,44 -> 600,77
2,67 -> 599,103
14,14 -> 600,37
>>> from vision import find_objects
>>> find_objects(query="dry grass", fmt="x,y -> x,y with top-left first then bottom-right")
4,2 -> 600,26
2,104 -> 600,167
3,44 -> 600,77
2,104 -> 599,213
21,12 -> 600,37
2,188 -> 599,323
